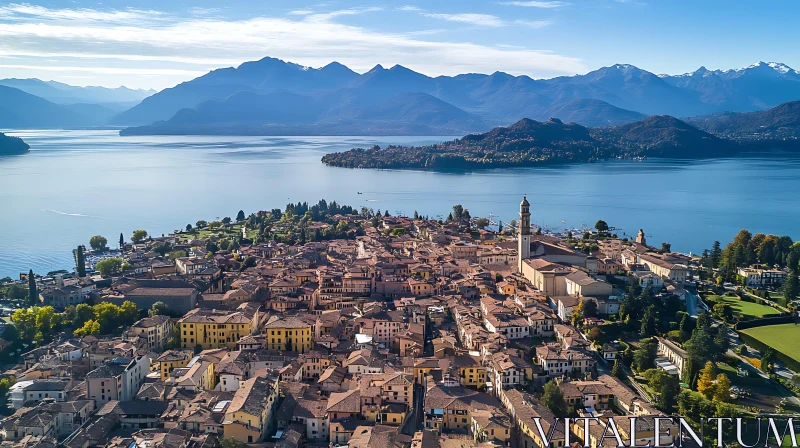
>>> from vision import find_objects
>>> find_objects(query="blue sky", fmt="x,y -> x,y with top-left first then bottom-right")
0,0 -> 797,89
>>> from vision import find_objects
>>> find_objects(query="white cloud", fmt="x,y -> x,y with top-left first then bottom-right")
421,12 -> 553,28
0,3 -> 584,89
421,13 -> 506,27
395,5 -> 422,12
288,9 -> 314,15
499,1 -> 569,8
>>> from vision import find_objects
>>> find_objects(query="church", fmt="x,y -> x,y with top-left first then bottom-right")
515,196 -> 610,300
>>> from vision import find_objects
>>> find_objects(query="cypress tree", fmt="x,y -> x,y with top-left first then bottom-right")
119,233 -> 124,248
27,269 -> 37,304
76,246 -> 86,277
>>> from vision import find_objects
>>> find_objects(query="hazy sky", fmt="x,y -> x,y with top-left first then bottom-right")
0,0 -> 798,90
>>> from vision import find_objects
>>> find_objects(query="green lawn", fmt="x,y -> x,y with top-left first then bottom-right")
706,294 -> 779,317
741,324 -> 800,363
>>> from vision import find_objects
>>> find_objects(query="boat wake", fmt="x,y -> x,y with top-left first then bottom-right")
41,209 -> 109,219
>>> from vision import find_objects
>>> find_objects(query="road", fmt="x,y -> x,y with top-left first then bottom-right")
401,382 -> 425,435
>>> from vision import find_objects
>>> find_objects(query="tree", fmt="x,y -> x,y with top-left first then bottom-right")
11,308 -> 37,341
713,373 -> 731,402
149,301 -> 170,317
612,358 -> 623,378
658,373 -> 680,413
131,229 -> 148,243
73,319 -> 100,337
2,323 -> 19,342
711,241 -> 722,268
6,284 -> 27,301
761,347 -> 776,373
542,380 -> 567,416
633,338 -> 657,372
697,361 -> 716,399
714,326 -> 729,358
196,220 -> 208,229
169,250 -> 187,263
119,301 -> 139,325
679,313 -> 693,342
475,218 -> 490,229
74,303 -> 94,327
586,326 -> 605,344
27,270 -> 37,304
222,217 -> 232,225
583,298 -> 598,318
93,302 -> 121,334
119,233 -> 124,248
89,235 -> 108,251
712,303 -> 733,322
452,205 -> 464,222
236,210 -> 245,221
35,306 -> 60,338
661,242 -> 672,253
640,305 -> 656,337
186,224 -> 193,232
95,258 -> 125,276
594,220 -> 609,233
413,211 -> 419,219
76,246 -> 86,277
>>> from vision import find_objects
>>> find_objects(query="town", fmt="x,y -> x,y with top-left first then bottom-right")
0,197 -> 798,448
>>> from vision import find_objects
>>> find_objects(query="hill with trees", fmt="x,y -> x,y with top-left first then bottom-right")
321,115 -> 748,170
0,132 -> 29,155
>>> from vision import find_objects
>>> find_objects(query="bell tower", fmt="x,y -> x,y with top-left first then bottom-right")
517,195 -> 532,273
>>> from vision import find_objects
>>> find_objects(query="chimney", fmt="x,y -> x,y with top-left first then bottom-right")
56,275 -> 64,289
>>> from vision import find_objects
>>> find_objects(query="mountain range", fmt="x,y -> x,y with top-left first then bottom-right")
0,79 -> 153,128
5,58 -> 800,135
117,58 -> 800,135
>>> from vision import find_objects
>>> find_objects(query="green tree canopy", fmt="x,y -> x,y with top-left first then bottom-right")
131,229 -> 148,243
74,319 -> 100,337
95,258 -> 126,276
89,235 -> 108,251
542,380 -> 567,416
149,301 -> 170,317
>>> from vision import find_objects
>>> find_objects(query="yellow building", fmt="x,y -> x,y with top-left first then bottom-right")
264,316 -> 313,353
178,303 -> 259,350
223,375 -> 279,443
156,350 -> 191,381
453,353 -> 486,388
413,358 -> 440,384
363,403 -> 407,425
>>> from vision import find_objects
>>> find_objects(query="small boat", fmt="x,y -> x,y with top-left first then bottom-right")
357,192 -> 363,194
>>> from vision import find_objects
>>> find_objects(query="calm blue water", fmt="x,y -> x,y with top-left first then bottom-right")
1,129 -> 799,278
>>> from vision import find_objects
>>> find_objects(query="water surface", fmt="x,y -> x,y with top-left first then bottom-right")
1,129 -> 799,277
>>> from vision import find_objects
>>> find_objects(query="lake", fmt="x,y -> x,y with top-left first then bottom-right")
1,129 -> 799,278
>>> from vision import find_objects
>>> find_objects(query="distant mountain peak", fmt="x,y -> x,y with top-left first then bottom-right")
367,64 -> 386,73
739,61 -> 798,75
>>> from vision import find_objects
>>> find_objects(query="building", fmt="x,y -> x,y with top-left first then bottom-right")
737,265 -> 788,287
223,375 -> 279,443
156,350 -> 191,381
520,259 -> 571,296
534,346 -> 595,378
637,253 -> 689,284
178,303 -> 259,350
655,337 -> 687,379
564,271 -> 612,297
517,196 -> 531,273
264,316 -> 313,353
125,315 -> 174,352
86,356 -> 150,407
